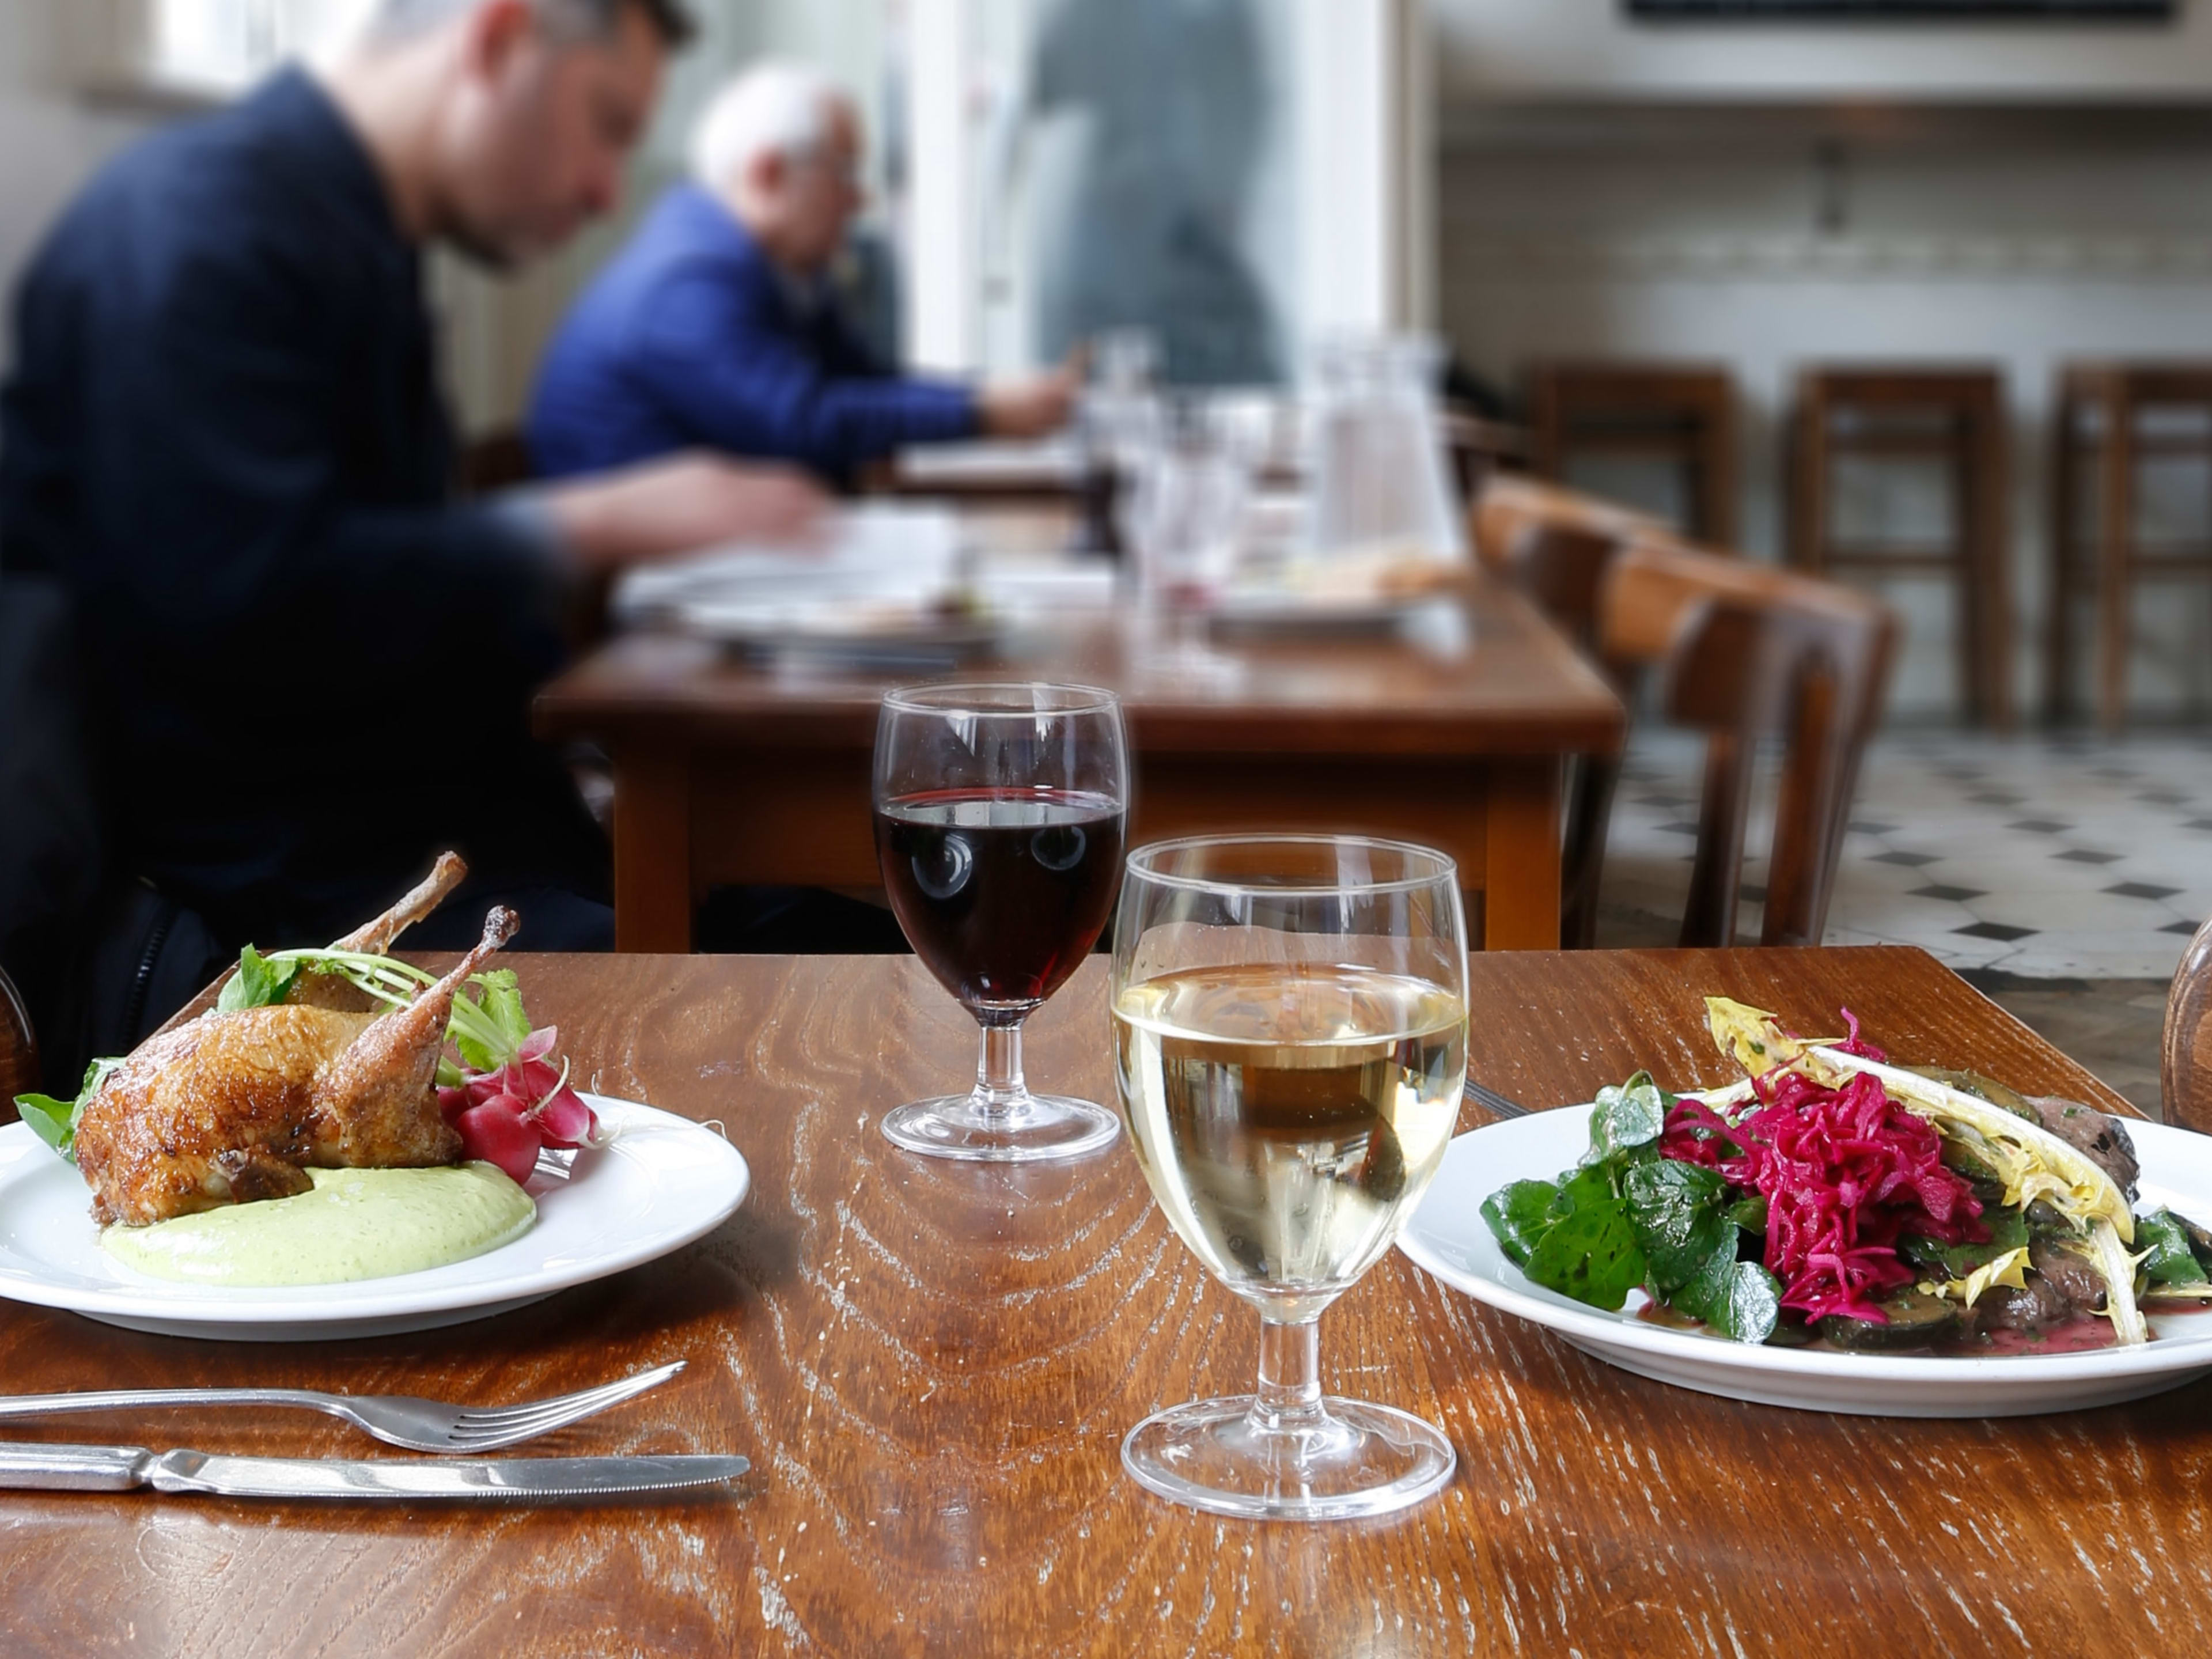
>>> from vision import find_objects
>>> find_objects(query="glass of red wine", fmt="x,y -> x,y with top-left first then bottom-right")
873,682 -> 1130,1162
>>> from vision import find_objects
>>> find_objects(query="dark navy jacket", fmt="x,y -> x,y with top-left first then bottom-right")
0,69 -> 605,950
528,184 -> 977,488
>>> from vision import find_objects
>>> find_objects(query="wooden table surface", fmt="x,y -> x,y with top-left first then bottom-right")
4,944 -> 2200,1658
536,571 -> 1623,955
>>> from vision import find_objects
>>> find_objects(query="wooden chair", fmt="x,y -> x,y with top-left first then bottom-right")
1593,537 -> 1899,948
2048,362 -> 2212,731
1472,476 -> 1662,946
1523,362 -> 1738,547
1786,365 -> 2010,728
2163,915 -> 2212,1133
0,965 -> 37,1122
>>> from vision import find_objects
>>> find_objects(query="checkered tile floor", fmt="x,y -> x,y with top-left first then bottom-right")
1598,728 -> 2212,978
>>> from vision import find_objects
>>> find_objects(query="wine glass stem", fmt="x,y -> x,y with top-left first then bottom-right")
973,1019 -> 1030,1113
1249,1315 -> 1329,1434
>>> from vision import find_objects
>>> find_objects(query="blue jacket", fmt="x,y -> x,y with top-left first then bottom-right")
528,185 -> 978,488
0,69 -> 605,949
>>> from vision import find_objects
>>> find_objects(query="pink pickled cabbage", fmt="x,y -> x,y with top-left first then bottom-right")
1661,1066 -> 1983,1323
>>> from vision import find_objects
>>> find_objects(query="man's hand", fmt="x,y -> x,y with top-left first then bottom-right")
543,453 -> 829,570
978,351 -> 1084,441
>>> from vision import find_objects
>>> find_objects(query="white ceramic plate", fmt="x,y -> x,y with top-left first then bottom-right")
1398,1106 -> 2212,1416
0,1096 -> 749,1342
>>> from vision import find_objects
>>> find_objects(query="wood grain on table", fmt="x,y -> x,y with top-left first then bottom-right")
0,946 -> 2199,1658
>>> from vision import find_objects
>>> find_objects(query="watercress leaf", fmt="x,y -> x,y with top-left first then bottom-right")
1899,1207 -> 2031,1281
14,1093 -> 76,1157
13,1058 -> 120,1164
450,971 -> 528,1073
1709,1262 -> 1782,1344
1481,1179 -> 1562,1269
216,945 -> 298,1013
453,969 -> 532,1071
1623,1158 -> 1733,1294
1726,1194 -> 1768,1234
2134,1209 -> 2209,1287
1524,1163 -> 1647,1311
1588,1071 -> 1667,1161
1675,1250 -> 1781,1344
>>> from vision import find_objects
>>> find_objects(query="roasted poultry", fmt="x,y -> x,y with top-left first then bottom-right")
74,857 -> 513,1227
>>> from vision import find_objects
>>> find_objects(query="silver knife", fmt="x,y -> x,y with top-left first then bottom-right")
0,1441 -> 748,1502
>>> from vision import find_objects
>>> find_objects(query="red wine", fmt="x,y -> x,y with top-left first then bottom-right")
876,788 -> 1126,1019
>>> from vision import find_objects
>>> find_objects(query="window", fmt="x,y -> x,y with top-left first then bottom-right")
134,1 -> 371,99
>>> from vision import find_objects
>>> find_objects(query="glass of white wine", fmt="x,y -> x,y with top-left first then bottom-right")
1109,834 -> 1468,1521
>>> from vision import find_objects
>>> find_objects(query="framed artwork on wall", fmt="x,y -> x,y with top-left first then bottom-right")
1627,1 -> 2172,16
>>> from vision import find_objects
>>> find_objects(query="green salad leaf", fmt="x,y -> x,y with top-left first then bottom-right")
1479,1180 -> 1560,1270
2134,1209 -> 2211,1288
216,945 -> 300,1013
1900,1206 -> 2029,1282
1588,1071 -> 1669,1162
13,1058 -> 122,1164
1480,1071 -> 1777,1342
1675,1254 -> 1782,1344
1623,1158 -> 1734,1296
1524,1163 -> 1648,1310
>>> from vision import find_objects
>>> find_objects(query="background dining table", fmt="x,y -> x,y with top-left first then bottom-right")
1,944 -> 2205,1656
535,560 -> 1623,955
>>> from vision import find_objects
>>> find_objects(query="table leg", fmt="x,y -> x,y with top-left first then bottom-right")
1480,758 -> 1563,952
612,745 -> 693,953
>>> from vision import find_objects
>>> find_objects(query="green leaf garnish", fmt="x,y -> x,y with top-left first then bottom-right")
217,945 -> 301,1013
13,1058 -> 122,1164
1588,1071 -> 1668,1162
2134,1209 -> 2209,1288
1480,1179 -> 1562,1270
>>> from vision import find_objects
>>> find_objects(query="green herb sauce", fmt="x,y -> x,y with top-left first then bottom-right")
100,1164 -> 535,1286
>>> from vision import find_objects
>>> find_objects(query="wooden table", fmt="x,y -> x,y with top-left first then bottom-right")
536,573 -> 1622,953
6,945 -> 2205,1657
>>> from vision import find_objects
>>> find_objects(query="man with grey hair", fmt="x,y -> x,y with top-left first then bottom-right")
528,59 -> 1078,489
0,0 -> 828,1019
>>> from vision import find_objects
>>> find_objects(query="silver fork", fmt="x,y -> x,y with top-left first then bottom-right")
0,1360 -> 684,1454
1464,1078 -> 1533,1121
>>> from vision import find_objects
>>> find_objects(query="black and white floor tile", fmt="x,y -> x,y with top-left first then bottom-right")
1599,728 -> 2212,978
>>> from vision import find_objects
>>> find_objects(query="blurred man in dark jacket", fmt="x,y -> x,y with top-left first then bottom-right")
0,0 -> 823,982
528,60 -> 1080,491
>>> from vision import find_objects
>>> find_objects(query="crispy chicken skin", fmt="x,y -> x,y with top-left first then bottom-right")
75,884 -> 517,1228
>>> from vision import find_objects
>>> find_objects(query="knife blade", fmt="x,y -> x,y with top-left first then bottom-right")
0,1441 -> 748,1502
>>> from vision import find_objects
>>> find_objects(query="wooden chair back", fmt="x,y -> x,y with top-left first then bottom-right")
0,965 -> 37,1121
1598,536 -> 1897,948
1471,476 -> 1664,946
2164,916 -> 2212,1132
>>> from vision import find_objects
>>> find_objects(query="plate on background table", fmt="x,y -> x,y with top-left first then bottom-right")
0,1096 -> 748,1342
1399,1104 -> 2212,1416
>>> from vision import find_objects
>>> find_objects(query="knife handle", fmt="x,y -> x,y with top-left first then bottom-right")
0,1442 -> 152,1491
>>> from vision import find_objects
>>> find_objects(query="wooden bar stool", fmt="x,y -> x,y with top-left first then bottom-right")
1523,362 -> 1737,547
2048,362 -> 2212,731
1786,365 -> 2010,729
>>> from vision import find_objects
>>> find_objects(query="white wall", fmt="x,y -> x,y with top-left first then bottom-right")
1434,0 -> 2212,102
0,3 -> 149,377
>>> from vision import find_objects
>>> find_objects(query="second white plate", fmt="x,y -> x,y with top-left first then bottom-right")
1399,1106 -> 2212,1416
0,1096 -> 750,1342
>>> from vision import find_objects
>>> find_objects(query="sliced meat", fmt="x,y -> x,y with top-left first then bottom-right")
2028,1238 -> 2108,1313
2025,1094 -> 2139,1202
1978,1271 -> 2077,1332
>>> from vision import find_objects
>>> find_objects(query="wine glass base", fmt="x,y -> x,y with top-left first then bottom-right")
881,1093 -> 1121,1164
1120,1394 -> 1455,1521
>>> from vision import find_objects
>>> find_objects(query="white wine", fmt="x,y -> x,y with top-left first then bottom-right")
1113,962 -> 1467,1315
